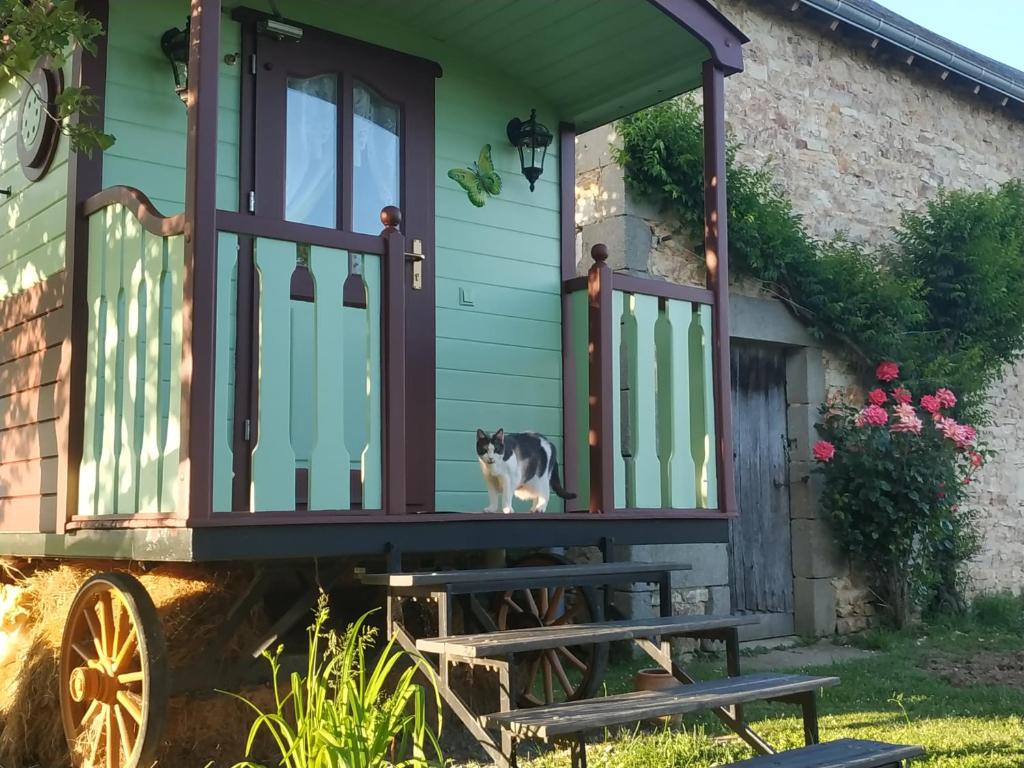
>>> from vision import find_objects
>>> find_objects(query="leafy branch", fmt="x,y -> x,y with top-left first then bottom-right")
1,0 -> 114,153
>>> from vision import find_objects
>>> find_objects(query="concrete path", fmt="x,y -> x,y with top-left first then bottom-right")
743,639 -> 876,671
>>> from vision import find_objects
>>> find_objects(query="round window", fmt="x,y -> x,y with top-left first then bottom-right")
17,62 -> 63,182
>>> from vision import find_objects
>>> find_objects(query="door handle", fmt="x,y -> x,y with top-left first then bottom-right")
405,238 -> 425,290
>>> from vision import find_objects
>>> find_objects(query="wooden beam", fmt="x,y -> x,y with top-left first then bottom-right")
381,208 -> 407,515
181,0 -> 222,522
587,244 -> 615,514
560,122 -> 581,507
701,61 -> 737,518
58,0 -> 109,533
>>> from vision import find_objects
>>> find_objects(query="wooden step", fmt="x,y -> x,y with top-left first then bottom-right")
485,672 -> 840,739
360,561 -> 690,594
417,614 -> 760,658
719,738 -> 924,767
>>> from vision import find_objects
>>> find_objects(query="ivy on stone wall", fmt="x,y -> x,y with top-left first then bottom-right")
615,98 -> 1024,422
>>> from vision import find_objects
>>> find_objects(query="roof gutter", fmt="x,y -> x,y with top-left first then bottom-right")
798,0 -> 1024,105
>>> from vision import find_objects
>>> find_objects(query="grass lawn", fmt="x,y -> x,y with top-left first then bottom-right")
457,616 -> 1024,767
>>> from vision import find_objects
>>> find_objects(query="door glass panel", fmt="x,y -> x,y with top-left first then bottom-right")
286,74 -> 338,228
353,81 -> 401,234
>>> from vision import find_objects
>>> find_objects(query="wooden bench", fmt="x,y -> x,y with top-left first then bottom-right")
485,672 -> 840,768
718,738 -> 924,767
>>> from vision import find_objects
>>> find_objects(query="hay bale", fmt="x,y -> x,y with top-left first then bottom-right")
0,559 -> 272,768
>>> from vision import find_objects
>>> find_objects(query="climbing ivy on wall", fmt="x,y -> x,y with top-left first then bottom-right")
614,98 -> 1024,422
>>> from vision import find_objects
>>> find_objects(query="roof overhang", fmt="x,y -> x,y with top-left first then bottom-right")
371,0 -> 748,132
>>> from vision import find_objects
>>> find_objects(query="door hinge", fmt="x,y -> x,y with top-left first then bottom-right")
248,190 -> 256,213
243,419 -> 251,442
250,53 -> 257,75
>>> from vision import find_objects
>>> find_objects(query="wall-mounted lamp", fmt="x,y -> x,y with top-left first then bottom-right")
507,108 -> 552,192
160,19 -> 190,103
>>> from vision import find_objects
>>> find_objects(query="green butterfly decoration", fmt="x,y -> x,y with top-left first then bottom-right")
448,144 -> 502,207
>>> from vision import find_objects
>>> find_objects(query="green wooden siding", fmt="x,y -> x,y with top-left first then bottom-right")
79,205 -> 184,516
0,62 -> 70,298
102,0 -> 239,212
104,1 -> 565,513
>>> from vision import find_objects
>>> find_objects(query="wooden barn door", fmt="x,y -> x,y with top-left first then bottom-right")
729,342 -> 794,630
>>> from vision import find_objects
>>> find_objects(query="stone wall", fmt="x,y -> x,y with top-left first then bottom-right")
576,0 -> 1024,631
709,0 -> 1024,598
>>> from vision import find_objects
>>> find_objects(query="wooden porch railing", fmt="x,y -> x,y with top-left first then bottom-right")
569,244 -> 721,515
77,188 -> 186,518
210,206 -> 406,515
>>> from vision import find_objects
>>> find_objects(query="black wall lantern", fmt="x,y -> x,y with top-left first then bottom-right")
507,109 -> 552,192
160,18 -> 190,103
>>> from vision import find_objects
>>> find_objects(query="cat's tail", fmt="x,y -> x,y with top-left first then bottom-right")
550,446 -> 577,500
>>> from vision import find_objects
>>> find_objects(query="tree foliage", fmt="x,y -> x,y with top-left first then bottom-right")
1,0 -> 113,152
614,98 -> 1024,421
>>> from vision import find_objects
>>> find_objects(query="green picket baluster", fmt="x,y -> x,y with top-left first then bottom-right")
96,207 -> 125,515
78,213 -> 107,517
362,255 -> 383,509
630,293 -> 660,508
664,300 -> 696,508
611,290 -> 626,510
700,304 -> 718,508
137,230 -> 165,513
212,233 -> 238,512
160,234 -> 185,514
116,215 -> 144,516
308,247 -> 351,510
251,239 -> 298,511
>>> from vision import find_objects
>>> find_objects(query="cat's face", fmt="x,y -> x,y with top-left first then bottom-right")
475,428 -> 505,465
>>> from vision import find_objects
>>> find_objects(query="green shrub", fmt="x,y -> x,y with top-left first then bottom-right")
227,594 -> 443,768
615,99 -> 1024,422
971,592 -> 1024,632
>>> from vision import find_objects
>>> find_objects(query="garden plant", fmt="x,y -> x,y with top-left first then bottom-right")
226,594 -> 444,768
813,365 -> 983,626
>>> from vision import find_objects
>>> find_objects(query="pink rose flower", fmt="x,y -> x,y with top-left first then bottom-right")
876,361 -> 900,382
867,388 -> 888,406
855,404 -> 889,427
935,416 -> 977,449
920,395 -> 941,414
813,440 -> 836,463
890,402 -> 923,434
892,387 -> 913,404
970,452 -> 984,468
935,388 -> 957,409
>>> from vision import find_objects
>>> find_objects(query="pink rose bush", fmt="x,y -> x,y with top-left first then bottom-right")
814,363 -> 984,626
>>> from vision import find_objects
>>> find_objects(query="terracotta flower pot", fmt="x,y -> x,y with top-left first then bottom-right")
633,668 -> 682,725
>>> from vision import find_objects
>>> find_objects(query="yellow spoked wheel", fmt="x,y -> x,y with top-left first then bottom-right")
59,573 -> 168,768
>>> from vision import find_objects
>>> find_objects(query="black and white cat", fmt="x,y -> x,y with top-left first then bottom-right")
475,429 -> 576,513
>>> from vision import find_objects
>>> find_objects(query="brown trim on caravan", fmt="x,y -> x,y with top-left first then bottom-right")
181,0 -> 222,522
702,61 -> 738,517
57,0 -> 109,534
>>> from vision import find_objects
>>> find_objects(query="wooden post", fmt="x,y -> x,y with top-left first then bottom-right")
702,61 -> 738,517
57,0 -> 109,532
559,122 -> 579,507
381,206 -> 407,515
587,244 -> 614,513
181,0 -> 221,520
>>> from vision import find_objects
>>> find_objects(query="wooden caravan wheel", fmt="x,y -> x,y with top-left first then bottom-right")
59,573 -> 168,768
496,553 -> 609,708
